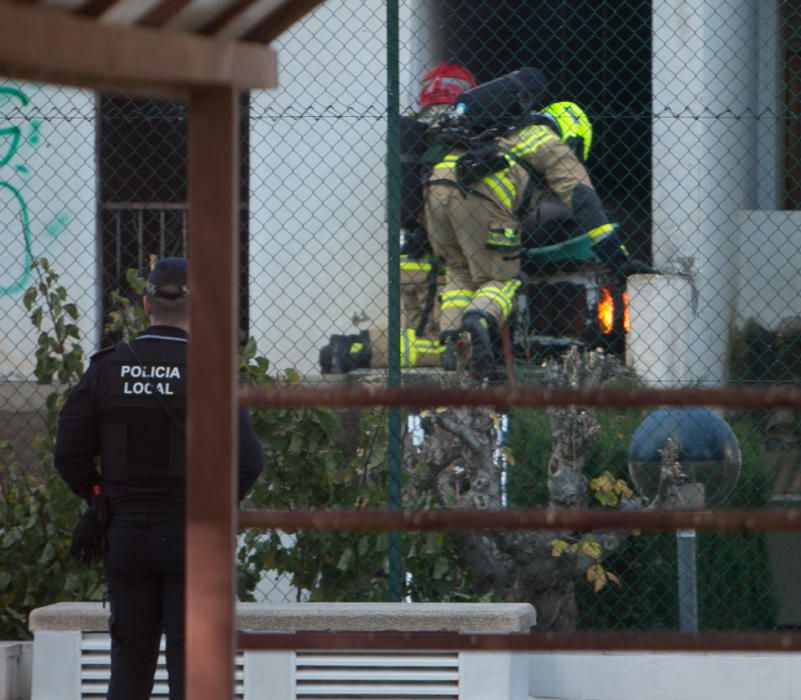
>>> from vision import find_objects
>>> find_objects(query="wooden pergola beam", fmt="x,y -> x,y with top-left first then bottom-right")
187,85 -> 241,700
75,0 -> 119,17
139,0 -> 195,28
243,0 -> 327,43
0,4 -> 277,95
198,0 -> 260,35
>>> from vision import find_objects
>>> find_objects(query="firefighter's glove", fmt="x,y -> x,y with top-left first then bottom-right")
400,224 -> 433,259
68,489 -> 109,566
620,259 -> 657,277
592,229 -> 629,274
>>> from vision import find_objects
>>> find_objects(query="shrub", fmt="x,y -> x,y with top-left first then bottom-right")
506,407 -> 778,631
0,258 -> 105,639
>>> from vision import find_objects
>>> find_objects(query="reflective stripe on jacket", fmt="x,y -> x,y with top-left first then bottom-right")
428,124 -> 600,228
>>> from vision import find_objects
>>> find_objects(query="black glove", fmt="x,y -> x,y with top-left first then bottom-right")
68,492 -> 109,566
400,223 -> 433,259
620,259 -> 658,276
92,491 -> 109,528
592,228 -> 630,276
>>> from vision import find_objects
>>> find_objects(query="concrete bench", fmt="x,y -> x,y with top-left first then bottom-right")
29,601 -> 536,699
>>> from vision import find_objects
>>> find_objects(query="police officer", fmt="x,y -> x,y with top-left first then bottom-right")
54,257 -> 264,700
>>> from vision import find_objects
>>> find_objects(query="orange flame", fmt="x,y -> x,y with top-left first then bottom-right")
598,287 -> 614,334
622,290 -> 630,333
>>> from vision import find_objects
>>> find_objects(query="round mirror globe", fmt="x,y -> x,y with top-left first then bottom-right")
628,407 -> 741,507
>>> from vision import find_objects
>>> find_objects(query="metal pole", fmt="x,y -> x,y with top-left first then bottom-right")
676,483 -> 703,633
385,0 -> 403,601
677,529 -> 699,633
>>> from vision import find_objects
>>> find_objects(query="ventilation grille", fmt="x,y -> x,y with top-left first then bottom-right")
295,651 -> 459,699
80,632 -> 244,699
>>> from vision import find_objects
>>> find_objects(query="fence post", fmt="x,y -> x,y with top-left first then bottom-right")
386,0 -> 403,602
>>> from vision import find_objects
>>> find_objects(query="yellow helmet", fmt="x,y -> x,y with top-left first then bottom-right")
540,101 -> 592,162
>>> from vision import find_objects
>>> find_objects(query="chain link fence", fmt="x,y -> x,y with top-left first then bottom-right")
1,0 -> 800,636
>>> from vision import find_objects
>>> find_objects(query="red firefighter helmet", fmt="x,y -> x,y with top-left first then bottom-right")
418,62 -> 477,108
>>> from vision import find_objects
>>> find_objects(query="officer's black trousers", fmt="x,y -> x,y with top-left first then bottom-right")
104,512 -> 185,700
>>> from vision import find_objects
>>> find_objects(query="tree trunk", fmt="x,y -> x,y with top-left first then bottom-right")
402,348 -> 683,631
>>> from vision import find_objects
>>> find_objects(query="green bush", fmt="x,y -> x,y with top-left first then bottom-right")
0,453 -> 104,639
236,347 -> 478,604
506,407 -> 778,631
0,258 -> 105,640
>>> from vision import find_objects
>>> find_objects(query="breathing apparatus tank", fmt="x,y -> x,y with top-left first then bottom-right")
452,67 -> 549,135
399,115 -> 431,229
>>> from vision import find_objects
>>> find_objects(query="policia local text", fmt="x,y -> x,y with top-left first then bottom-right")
119,364 -> 181,395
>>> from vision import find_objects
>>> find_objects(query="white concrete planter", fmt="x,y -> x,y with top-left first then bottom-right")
28,602 -> 535,700
0,642 -> 32,700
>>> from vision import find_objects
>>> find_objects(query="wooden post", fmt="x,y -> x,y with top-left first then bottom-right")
186,85 -> 240,700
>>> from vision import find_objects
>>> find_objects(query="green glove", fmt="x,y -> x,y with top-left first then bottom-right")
592,228 -> 630,275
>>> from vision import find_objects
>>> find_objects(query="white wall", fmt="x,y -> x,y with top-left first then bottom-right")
640,0 -> 801,387
529,652 -> 801,700
755,0 -> 781,210
649,0 -> 758,387
0,82 -> 97,380
248,0 -> 436,376
735,210 -> 801,328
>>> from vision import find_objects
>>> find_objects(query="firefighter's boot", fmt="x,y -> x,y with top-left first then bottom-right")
438,330 -> 461,371
319,331 -> 371,374
459,310 -> 500,381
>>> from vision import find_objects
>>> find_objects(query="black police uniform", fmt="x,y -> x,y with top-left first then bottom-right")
54,325 -> 263,700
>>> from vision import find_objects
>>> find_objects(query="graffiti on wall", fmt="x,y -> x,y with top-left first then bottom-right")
0,85 -> 72,296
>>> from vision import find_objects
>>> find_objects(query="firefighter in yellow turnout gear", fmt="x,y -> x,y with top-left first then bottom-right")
424,84 -> 628,380
345,252 -> 446,370
319,63 -> 477,374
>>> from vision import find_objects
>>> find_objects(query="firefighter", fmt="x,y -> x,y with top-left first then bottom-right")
518,101 -> 598,253
423,91 -> 631,381
320,62 -> 477,373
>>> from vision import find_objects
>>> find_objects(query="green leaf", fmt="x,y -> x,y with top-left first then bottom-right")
335,548 -> 353,571
424,533 -> 444,555
39,542 -> 55,565
2,528 -> 21,548
433,557 -> 450,579
550,539 -> 572,557
22,287 -> 37,310
287,434 -> 303,456
577,537 -> 602,559
30,307 -> 43,328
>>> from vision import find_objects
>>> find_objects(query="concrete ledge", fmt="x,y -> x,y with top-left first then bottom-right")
29,602 -> 535,700
29,601 -> 536,634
